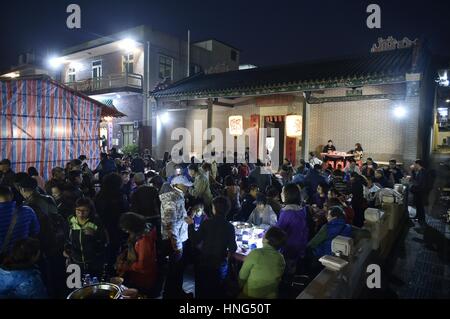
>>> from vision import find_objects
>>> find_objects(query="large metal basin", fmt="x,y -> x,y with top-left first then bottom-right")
67,283 -> 122,299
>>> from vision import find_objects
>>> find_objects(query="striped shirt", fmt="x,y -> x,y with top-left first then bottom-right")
0,202 -> 40,253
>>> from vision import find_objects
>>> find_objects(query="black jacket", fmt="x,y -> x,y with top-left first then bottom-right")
65,215 -> 107,266
188,215 -> 237,268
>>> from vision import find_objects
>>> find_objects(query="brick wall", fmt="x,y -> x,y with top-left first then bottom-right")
309,96 -> 420,163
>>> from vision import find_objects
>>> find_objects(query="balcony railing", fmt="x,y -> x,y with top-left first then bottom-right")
65,73 -> 143,93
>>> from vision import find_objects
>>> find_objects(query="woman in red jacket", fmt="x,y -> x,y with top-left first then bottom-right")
116,212 -> 158,293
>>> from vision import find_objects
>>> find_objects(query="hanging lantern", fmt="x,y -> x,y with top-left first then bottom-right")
229,115 -> 244,136
285,115 -> 302,137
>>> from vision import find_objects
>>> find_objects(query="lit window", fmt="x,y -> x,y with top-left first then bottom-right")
122,53 -> 134,74
122,124 -> 134,147
159,55 -> 173,80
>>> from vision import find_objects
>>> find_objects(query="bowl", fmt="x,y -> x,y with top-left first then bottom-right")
67,283 -> 122,299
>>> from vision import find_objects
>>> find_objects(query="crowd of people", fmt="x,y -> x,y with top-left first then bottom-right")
0,144 -> 435,299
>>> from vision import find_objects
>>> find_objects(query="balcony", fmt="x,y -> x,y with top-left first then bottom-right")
65,73 -> 143,94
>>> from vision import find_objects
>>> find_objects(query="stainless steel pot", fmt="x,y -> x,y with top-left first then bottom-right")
67,283 -> 122,299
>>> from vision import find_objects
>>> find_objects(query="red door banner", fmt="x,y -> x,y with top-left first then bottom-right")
285,137 -> 297,166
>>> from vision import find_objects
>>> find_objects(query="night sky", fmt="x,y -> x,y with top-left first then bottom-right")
0,0 -> 449,71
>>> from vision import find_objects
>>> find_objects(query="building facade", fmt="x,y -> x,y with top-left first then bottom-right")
151,38 -> 437,167
51,25 -> 240,152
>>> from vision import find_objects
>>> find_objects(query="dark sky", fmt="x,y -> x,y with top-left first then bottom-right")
0,0 -> 449,71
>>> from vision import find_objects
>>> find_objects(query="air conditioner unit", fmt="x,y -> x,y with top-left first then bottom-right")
133,121 -> 139,129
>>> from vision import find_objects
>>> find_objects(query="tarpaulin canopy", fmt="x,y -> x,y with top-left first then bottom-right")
0,76 -> 120,179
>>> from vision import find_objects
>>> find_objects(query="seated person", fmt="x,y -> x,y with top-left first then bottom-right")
238,184 -> 259,221
311,182 -> 329,209
382,159 -> 404,187
247,194 -> 278,229
0,238 -> 48,299
238,227 -> 286,299
322,140 -> 336,155
308,152 -> 323,167
326,197 -> 354,225
344,158 -> 361,176
373,169 -> 389,188
361,158 -> 378,178
307,206 -> 352,259
116,212 -> 158,293
363,177 -> 381,207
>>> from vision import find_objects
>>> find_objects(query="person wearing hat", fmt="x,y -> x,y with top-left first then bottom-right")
159,174 -> 192,299
0,159 -> 15,188
247,193 -> 278,230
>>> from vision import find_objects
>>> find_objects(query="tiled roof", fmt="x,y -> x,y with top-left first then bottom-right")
152,48 -> 416,99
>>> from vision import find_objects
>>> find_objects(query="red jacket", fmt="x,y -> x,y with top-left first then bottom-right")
122,228 -> 158,290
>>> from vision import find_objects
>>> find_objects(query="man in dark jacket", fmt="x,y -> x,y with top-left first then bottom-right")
305,164 -> 327,200
130,173 -> 161,232
238,184 -> 259,221
185,196 -> 237,299
94,153 -> 117,181
0,159 -> 15,188
131,154 -> 145,174
248,160 -> 272,194
18,176 -> 67,297
410,159 -> 428,225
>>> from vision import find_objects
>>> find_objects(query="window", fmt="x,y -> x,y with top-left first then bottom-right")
68,67 -> 76,82
230,50 -> 237,61
122,53 -> 134,74
159,55 -> 173,80
122,124 -> 134,147
92,60 -> 102,78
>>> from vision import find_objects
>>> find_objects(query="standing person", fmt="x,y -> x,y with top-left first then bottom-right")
266,186 -> 283,218
188,164 -> 213,214
130,173 -> 161,232
65,198 -> 108,276
223,176 -> 241,221
131,154 -> 145,174
116,213 -> 158,294
248,160 -> 272,194
350,173 -> 366,228
95,173 -> 129,265
238,227 -> 286,299
27,167 -> 45,191
159,175 -> 192,299
382,159 -> 404,187
276,184 -> 309,275
0,186 -> 40,260
94,153 -> 117,182
0,238 -> 48,299
353,143 -> 364,166
120,170 -> 133,202
185,196 -> 237,299
0,159 -> 15,188
304,164 -> 327,200
410,159 -> 427,225
44,167 -> 66,195
109,148 -> 122,160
